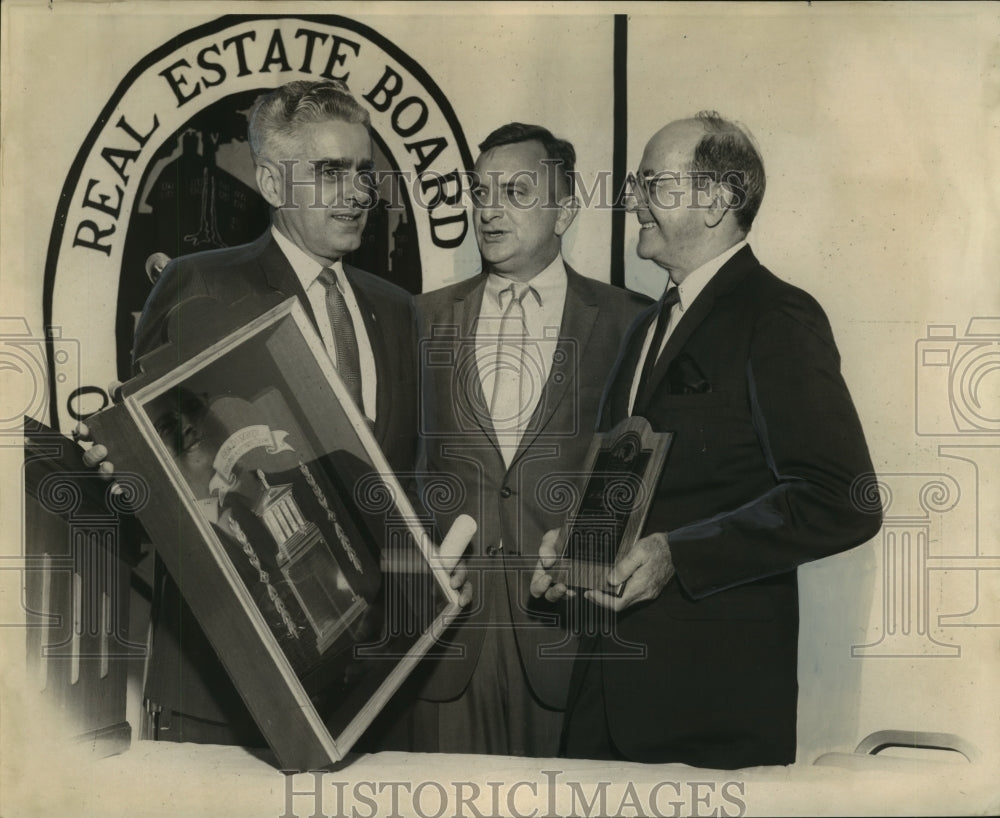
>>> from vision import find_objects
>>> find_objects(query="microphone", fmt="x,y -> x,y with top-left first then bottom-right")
145,252 -> 172,284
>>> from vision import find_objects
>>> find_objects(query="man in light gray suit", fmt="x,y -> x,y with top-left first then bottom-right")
411,123 -> 650,756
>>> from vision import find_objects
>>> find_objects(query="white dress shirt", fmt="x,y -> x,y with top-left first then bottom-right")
628,240 -> 747,413
271,225 -> 378,421
475,255 -> 568,464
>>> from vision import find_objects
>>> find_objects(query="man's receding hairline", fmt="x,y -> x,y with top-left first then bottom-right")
474,138 -> 573,199
476,137 -> 551,164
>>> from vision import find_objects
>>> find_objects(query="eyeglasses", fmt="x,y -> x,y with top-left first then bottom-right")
624,171 -> 699,208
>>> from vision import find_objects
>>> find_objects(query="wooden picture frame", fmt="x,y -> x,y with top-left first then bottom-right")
86,297 -> 461,770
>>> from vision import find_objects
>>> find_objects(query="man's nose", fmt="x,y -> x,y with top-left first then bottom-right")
345,172 -> 376,208
478,203 -> 502,222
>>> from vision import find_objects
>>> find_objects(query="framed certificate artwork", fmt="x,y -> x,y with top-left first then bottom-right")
86,297 -> 462,771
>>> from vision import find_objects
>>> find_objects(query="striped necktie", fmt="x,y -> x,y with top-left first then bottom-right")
318,267 -> 364,410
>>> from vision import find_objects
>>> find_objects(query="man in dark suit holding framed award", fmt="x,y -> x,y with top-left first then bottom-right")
533,111 -> 882,768
125,79 -> 422,745
133,79 -> 417,474
413,123 -> 649,756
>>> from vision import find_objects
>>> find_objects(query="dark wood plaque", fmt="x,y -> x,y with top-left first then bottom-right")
554,416 -> 672,596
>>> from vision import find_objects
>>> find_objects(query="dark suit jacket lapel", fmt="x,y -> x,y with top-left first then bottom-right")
255,230 -> 325,338
513,266 -> 597,462
635,245 -> 759,413
343,263 -> 390,440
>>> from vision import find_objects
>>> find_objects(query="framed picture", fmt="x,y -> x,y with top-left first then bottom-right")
86,297 -> 462,770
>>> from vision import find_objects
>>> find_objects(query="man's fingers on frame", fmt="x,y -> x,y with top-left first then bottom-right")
544,582 -> 574,603
584,588 -> 625,611
539,550 -> 557,569
81,444 -> 108,468
607,548 -> 647,587
450,564 -> 470,589
530,571 -> 553,598
539,527 -> 560,549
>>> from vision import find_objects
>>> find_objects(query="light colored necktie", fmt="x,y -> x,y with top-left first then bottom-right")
490,282 -> 536,463
318,267 -> 364,410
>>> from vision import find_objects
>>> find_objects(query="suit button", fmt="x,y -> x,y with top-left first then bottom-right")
500,487 -> 513,498
486,545 -> 500,557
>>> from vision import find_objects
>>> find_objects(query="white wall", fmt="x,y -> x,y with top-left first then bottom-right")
625,4 -> 1000,764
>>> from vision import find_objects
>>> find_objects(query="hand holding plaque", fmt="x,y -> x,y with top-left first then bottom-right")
550,417 -> 672,597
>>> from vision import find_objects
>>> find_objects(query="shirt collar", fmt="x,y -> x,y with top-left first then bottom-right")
484,254 -> 567,307
271,224 -> 345,290
674,239 -> 748,311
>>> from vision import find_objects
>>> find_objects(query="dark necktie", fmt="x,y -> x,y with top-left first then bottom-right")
317,267 -> 364,411
636,286 -> 681,401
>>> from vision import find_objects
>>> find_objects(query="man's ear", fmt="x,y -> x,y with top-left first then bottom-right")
553,195 -> 581,237
255,160 -> 284,209
703,181 -> 733,229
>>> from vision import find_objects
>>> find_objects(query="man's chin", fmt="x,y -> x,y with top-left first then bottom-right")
479,250 -> 514,272
635,234 -> 662,262
329,239 -> 363,258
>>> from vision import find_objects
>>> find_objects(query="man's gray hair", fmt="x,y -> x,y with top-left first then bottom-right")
689,110 -> 766,233
248,80 -> 370,163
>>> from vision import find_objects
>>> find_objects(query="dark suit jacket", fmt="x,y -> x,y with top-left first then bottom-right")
133,230 -> 418,733
586,245 -> 882,768
133,230 -> 418,474
414,266 -> 650,709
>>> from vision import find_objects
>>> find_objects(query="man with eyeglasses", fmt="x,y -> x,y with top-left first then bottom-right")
409,122 -> 649,756
532,111 -> 881,768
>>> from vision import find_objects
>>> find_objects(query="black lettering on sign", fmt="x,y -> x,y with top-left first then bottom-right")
67,385 -> 110,422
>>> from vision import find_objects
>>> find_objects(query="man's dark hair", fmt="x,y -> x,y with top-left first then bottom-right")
478,122 -> 576,197
689,111 -> 766,233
